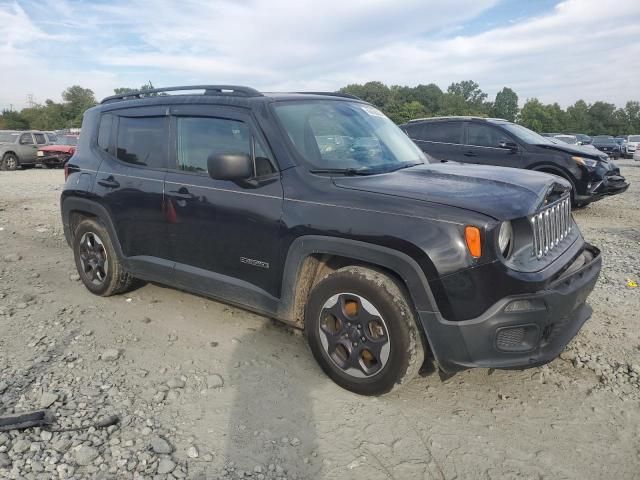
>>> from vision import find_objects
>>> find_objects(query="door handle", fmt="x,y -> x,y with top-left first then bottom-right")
97,176 -> 120,189
463,151 -> 478,157
169,188 -> 195,201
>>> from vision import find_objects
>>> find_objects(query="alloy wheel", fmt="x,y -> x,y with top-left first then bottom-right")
318,293 -> 391,378
78,232 -> 108,285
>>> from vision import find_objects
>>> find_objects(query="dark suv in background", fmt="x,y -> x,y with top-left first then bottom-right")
61,86 -> 602,395
401,117 -> 629,207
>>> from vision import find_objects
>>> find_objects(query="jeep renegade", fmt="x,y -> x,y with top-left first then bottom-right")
61,85 -> 602,395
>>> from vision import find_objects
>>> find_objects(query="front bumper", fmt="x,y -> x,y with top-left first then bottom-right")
576,172 -> 630,204
39,153 -> 70,166
419,244 -> 601,373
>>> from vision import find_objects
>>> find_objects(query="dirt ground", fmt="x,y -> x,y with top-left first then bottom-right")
0,162 -> 639,480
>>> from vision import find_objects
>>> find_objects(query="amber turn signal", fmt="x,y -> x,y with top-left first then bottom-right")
464,226 -> 482,258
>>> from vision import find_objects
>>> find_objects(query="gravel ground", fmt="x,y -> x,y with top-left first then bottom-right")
0,162 -> 639,479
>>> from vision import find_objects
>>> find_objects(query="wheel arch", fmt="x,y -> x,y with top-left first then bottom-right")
276,236 -> 440,331
61,196 -> 124,259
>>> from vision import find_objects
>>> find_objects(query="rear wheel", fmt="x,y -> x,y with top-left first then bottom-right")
2,153 -> 19,171
305,266 -> 425,396
73,218 -> 133,296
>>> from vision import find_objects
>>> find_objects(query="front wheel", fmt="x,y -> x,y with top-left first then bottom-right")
305,266 -> 425,395
2,153 -> 19,171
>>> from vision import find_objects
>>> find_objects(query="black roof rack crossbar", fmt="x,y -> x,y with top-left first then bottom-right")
101,85 -> 263,104
294,91 -> 362,100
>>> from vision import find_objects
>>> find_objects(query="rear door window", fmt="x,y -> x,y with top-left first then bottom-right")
420,122 -> 463,144
116,116 -> 168,169
34,133 -> 47,144
20,133 -> 34,145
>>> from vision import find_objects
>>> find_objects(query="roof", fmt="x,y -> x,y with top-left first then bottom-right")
99,85 -> 362,106
405,116 -> 509,124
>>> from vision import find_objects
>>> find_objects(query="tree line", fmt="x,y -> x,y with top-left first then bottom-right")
1,80 -> 639,136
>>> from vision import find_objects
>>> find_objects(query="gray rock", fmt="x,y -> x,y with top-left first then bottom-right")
53,439 -> 72,453
0,433 -> 9,446
186,446 -> 199,458
290,437 -> 301,446
0,452 -> 10,468
167,378 -> 185,389
206,374 -> 224,389
41,430 -> 53,442
40,392 -> 59,408
74,445 -> 99,466
69,273 -> 80,281
0,381 -> 7,394
157,458 -> 176,474
101,349 -> 121,362
2,253 -> 22,262
12,439 -> 30,454
150,436 -> 173,455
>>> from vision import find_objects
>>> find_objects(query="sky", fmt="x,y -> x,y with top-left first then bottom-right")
1,0 -> 639,111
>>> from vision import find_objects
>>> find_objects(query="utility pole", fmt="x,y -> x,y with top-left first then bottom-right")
26,94 -> 35,108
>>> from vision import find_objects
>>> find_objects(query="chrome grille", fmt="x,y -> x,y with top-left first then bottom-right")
530,196 -> 572,259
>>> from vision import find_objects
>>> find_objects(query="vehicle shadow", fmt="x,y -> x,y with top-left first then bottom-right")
220,321 -> 321,479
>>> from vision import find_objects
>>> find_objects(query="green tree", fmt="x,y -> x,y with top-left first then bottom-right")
519,98 -> 549,132
446,80 -> 488,111
566,100 -> 590,133
385,100 -> 427,124
340,81 -> 392,109
62,86 -> 97,127
492,87 -> 518,122
625,101 -> 640,133
0,109 -> 29,129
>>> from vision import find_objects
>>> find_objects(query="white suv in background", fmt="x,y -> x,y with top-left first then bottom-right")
627,135 -> 640,158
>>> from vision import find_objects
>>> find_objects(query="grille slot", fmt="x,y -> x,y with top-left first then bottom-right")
530,196 -> 572,259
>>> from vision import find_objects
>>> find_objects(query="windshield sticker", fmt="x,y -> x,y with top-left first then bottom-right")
360,106 -> 386,118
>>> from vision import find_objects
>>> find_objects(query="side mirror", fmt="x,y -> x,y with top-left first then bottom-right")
207,152 -> 253,181
498,141 -> 518,151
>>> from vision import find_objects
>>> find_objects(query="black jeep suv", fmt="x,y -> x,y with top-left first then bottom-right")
400,117 -> 629,207
61,86 -> 602,395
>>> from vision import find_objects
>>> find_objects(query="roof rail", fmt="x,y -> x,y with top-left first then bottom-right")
100,85 -> 263,104
294,91 -> 362,100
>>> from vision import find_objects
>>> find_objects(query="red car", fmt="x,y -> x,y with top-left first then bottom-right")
37,135 -> 79,168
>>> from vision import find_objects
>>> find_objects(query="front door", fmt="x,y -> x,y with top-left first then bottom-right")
164,106 -> 283,297
462,122 -> 522,167
17,133 -> 38,164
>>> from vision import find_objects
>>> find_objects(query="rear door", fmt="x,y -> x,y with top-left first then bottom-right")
404,121 -> 465,163
462,122 -> 522,167
93,108 -> 170,272
164,105 -> 283,297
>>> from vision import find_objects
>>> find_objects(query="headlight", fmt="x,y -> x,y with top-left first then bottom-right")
498,221 -> 513,258
572,156 -> 598,168
37,151 -> 44,157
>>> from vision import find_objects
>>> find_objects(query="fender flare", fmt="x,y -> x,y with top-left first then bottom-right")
276,235 -> 440,319
60,196 -> 125,259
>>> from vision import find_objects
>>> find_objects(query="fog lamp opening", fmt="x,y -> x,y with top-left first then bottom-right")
504,299 -> 546,313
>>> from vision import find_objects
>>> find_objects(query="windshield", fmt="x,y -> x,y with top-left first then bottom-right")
0,132 -> 19,143
629,135 -> 640,142
57,136 -> 78,146
273,101 -> 425,173
594,136 -> 614,143
554,135 -> 577,144
500,123 -> 551,144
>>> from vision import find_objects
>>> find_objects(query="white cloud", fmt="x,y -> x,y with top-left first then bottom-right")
0,0 -> 639,110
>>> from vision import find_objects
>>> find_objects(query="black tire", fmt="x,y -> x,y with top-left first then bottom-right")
2,153 -> 19,171
73,218 -> 133,296
305,266 -> 425,396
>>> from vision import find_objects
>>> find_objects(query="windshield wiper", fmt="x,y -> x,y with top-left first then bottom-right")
386,162 -> 423,172
309,167 -> 375,176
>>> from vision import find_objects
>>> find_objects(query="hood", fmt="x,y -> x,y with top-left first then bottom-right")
39,145 -> 75,153
333,164 -> 571,220
535,142 -> 607,159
